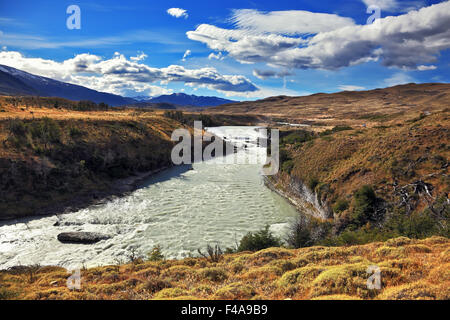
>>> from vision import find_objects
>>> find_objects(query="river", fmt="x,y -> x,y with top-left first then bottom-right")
0,126 -> 298,270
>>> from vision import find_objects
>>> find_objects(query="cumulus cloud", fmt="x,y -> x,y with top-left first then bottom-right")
0,50 -> 258,96
187,2 -> 450,72
167,8 -> 188,19
187,24 -> 305,65
182,50 -> 191,61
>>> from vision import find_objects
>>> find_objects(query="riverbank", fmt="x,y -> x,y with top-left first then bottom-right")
0,102 -> 186,221
1,236 -> 448,300
266,109 -> 449,246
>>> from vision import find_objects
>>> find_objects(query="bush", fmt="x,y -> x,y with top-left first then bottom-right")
69,127 -> 84,139
385,209 -> 442,239
8,119 -> 27,137
279,148 -> 291,163
287,215 -> 312,248
199,267 -> 228,282
164,110 -> 184,122
30,118 -> 61,147
0,286 -> 17,300
198,244 -> 223,262
147,245 -> 165,262
238,225 -> 281,252
351,185 -> 378,227
333,198 -> 349,213
307,177 -> 320,191
281,130 -> 314,145
281,160 -> 294,174
287,215 -> 331,248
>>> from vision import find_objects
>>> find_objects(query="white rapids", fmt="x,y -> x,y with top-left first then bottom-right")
0,126 -> 298,270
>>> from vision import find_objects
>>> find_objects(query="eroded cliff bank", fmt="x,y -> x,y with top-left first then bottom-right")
265,173 -> 332,220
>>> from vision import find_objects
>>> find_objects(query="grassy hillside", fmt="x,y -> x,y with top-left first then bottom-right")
0,236 -> 448,300
266,107 -> 449,246
208,83 -> 450,127
0,96 -> 185,220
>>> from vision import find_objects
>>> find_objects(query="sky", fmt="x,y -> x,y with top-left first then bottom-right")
0,0 -> 449,100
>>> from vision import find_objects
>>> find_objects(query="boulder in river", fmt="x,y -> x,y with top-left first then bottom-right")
57,232 -> 110,244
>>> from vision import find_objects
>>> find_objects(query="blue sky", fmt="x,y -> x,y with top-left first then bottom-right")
0,0 -> 449,100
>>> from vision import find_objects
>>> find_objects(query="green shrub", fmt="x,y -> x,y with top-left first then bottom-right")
351,185 -> 378,227
8,119 -> 27,137
30,118 -> 61,147
385,209 -> 443,239
0,286 -> 17,300
333,199 -> 349,213
68,127 -> 84,139
307,177 -> 320,191
147,245 -> 165,262
281,130 -> 314,145
238,225 -> 281,252
279,148 -> 291,163
199,267 -> 228,282
281,160 -> 294,174
287,215 -> 331,248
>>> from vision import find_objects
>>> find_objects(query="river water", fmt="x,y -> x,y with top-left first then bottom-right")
0,126 -> 298,270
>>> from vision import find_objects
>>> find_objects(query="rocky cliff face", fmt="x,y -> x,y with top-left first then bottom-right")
265,173 -> 332,220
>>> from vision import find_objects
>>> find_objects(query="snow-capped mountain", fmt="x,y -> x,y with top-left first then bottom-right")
0,65 -> 136,106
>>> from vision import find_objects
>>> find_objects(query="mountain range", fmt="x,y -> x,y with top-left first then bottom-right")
142,93 -> 236,107
0,64 -> 237,107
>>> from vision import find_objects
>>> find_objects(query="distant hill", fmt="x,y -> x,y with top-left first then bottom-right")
207,83 -> 450,122
0,65 -> 136,106
145,93 -> 236,107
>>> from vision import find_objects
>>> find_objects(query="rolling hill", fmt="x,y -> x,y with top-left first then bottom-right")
207,83 -> 450,125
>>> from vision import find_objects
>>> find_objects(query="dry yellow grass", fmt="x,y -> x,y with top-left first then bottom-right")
0,237 -> 448,300
273,108 -> 449,219
207,83 -> 450,128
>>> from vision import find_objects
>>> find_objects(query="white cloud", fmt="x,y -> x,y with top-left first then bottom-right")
361,0 -> 425,12
384,72 -> 415,87
231,9 -> 355,35
167,8 -> 188,19
362,0 -> 398,11
130,52 -> 147,62
182,50 -> 191,61
417,65 -> 437,71
208,52 -> 224,60
187,2 -> 450,72
187,24 -> 305,65
0,51 -> 258,96
0,30 -> 187,49
338,85 -> 366,91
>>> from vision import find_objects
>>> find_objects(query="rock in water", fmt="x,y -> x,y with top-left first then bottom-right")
57,232 -> 110,244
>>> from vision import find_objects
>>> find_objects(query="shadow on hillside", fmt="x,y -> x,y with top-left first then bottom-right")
136,164 -> 193,188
